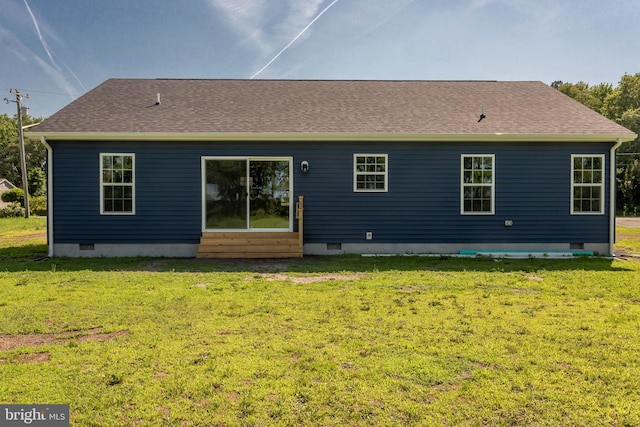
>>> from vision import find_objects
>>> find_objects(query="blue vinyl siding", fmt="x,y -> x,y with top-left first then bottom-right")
53,142 -> 202,244
51,140 -> 613,245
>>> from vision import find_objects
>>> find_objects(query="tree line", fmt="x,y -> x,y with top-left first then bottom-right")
552,72 -> 640,216
0,113 -> 46,196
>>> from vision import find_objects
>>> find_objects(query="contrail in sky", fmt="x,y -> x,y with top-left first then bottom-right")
23,0 -> 56,66
61,61 -> 87,91
250,0 -> 341,79
22,0 -> 85,94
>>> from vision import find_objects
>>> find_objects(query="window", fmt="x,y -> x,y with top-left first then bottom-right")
354,154 -> 388,192
101,153 -> 135,214
461,155 -> 494,214
571,155 -> 604,214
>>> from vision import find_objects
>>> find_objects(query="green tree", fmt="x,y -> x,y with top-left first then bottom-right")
0,187 -> 25,204
553,73 -> 640,215
601,73 -> 640,125
0,113 -> 46,192
602,74 -> 640,214
618,158 -> 640,216
28,167 -> 46,197
556,81 -> 613,113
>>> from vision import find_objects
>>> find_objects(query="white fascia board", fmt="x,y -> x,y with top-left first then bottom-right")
39,136 -> 54,258
27,131 -> 637,143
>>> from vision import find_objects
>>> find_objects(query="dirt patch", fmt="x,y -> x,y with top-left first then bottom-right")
17,352 -> 51,363
616,253 -> 640,260
616,230 -> 637,241
399,285 -> 429,292
512,288 -> 538,294
140,259 -> 170,271
259,272 -> 366,284
11,232 -> 47,242
616,217 -> 640,228
0,327 -> 129,351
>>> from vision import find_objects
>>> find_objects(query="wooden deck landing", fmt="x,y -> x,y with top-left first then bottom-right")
196,232 -> 303,258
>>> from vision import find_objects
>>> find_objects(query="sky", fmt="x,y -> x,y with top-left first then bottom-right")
1,0 -> 639,118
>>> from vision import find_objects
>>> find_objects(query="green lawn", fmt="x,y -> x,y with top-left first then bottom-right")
1,218 -> 640,426
0,216 -> 47,242
616,226 -> 640,255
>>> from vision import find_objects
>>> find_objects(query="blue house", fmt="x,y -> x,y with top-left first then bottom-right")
29,79 -> 636,258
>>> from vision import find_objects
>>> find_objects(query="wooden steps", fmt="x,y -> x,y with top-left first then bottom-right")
196,232 -> 303,258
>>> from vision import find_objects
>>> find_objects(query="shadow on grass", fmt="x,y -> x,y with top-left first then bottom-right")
0,244 -> 48,262
0,245 -> 634,273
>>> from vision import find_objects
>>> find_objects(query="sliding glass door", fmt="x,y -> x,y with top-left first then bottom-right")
203,157 -> 292,231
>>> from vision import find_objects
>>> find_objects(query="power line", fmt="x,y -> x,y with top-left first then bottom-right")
0,88 -> 70,97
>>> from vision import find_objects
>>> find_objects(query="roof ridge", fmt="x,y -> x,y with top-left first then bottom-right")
146,78 -> 508,83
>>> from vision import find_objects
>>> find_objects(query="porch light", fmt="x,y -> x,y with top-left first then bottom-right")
301,161 -> 309,173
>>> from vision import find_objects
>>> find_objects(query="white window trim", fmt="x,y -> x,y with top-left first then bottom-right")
353,153 -> 389,193
571,154 -> 605,215
460,154 -> 495,215
100,153 -> 136,215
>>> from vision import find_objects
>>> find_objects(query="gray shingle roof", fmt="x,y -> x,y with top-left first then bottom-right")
31,79 -> 636,140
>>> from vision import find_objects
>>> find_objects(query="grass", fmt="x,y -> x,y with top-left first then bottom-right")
616,226 -> 640,255
0,217 -> 48,261
0,216 -> 47,242
1,218 -> 640,426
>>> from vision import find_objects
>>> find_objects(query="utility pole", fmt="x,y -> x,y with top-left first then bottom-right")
4,89 -> 30,218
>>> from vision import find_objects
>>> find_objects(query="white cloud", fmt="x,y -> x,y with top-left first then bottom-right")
208,0 -> 271,53
208,0 -> 328,57
468,0 -> 496,10
277,0 -> 325,42
467,0 -> 563,24
0,25 -> 32,63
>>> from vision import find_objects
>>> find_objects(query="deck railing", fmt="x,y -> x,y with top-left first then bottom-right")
296,195 -> 304,249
